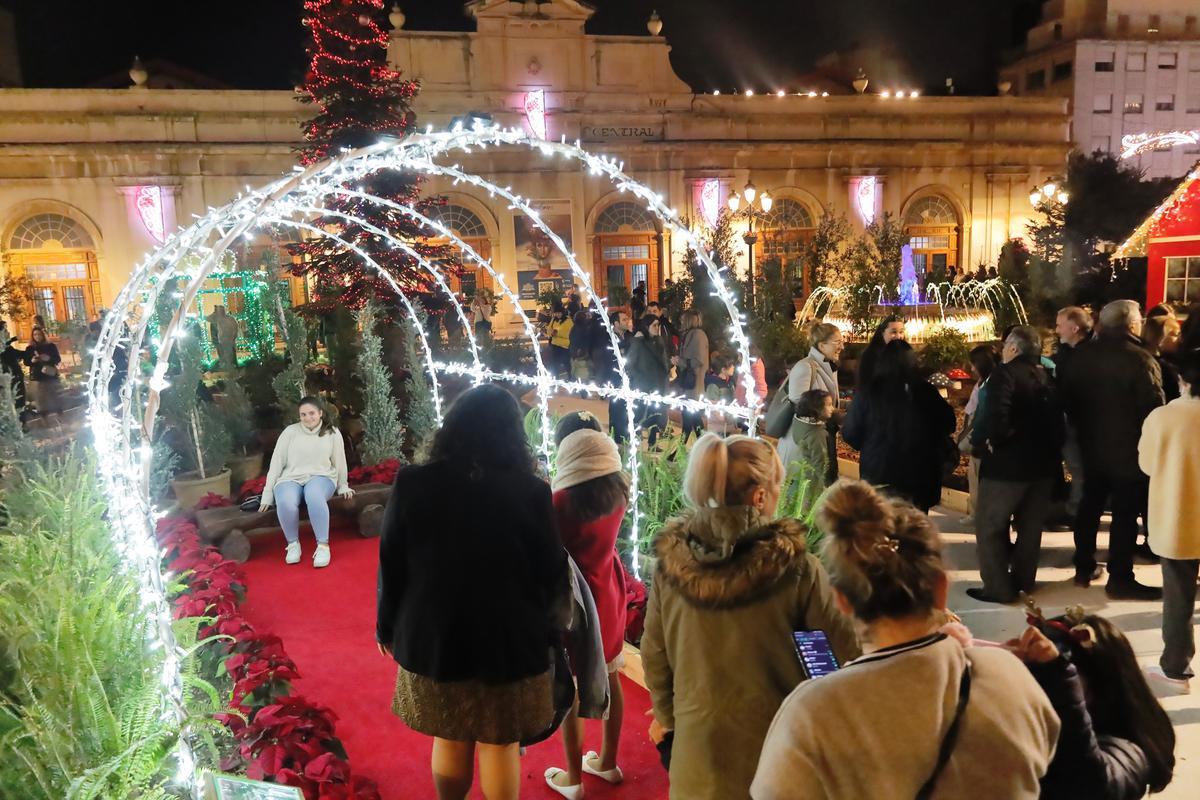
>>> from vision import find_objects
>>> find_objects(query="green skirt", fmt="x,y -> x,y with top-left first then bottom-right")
391,665 -> 554,745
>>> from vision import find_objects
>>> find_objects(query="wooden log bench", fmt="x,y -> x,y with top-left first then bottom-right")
195,482 -> 393,562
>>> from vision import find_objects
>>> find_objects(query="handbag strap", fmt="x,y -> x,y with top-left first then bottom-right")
915,664 -> 972,800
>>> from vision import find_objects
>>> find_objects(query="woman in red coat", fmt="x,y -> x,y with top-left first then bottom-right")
545,422 -> 629,799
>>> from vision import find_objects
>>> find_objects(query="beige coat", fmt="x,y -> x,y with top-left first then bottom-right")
641,508 -> 860,800
1138,395 -> 1200,560
751,635 -> 1060,800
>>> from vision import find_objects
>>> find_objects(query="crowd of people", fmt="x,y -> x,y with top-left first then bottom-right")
0,316 -> 65,422
372,291 -> 1200,799
368,375 -> 1184,799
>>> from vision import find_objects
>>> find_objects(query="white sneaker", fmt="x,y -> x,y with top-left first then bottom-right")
313,544 -> 331,568
285,541 -> 301,565
1144,665 -> 1191,696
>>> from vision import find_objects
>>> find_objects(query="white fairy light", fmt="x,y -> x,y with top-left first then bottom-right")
85,126 -> 761,795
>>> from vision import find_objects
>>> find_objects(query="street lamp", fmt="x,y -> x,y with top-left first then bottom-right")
1029,178 -> 1069,208
728,181 -> 773,305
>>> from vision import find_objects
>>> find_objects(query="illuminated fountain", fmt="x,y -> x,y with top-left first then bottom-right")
799,245 -> 1026,343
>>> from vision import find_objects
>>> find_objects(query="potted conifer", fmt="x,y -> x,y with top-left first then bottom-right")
222,373 -> 263,487
162,335 -> 233,508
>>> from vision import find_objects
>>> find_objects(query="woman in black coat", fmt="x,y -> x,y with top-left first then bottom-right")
842,339 -> 955,512
855,315 -> 906,389
377,384 -> 567,800
1007,613 -> 1175,799
23,326 -> 63,417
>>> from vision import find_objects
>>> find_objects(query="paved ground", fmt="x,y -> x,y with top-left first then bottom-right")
937,509 -> 1199,797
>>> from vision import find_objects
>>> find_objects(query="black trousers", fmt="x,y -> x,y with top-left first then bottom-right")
1161,558 -> 1199,679
1073,471 -> 1148,583
976,477 -> 1053,600
680,408 -> 704,442
609,398 -> 629,445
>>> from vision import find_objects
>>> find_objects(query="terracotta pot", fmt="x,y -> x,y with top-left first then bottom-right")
227,451 -> 264,489
171,468 -> 232,510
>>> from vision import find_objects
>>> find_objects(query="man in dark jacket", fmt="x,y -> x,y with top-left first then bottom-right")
1051,306 -> 1094,526
968,326 -> 1063,603
597,311 -> 633,443
1060,300 -> 1165,600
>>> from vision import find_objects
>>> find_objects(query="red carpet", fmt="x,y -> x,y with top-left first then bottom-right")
239,523 -> 670,799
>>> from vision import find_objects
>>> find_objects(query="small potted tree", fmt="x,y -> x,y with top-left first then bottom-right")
162,335 -> 233,508
222,374 -> 263,487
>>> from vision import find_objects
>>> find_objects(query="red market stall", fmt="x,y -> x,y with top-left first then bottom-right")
1116,162 -> 1200,307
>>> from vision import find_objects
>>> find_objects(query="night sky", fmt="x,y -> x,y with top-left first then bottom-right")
1,0 -> 1045,94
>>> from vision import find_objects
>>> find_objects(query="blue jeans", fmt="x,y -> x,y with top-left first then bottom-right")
274,477 -> 335,544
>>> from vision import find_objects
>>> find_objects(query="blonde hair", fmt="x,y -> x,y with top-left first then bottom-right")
683,433 -> 783,508
680,308 -> 703,332
817,480 -> 945,623
808,321 -> 841,346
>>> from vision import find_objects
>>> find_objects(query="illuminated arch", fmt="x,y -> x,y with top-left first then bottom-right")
85,127 -> 762,789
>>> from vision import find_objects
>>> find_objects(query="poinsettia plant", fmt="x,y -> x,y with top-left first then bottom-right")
156,515 -> 380,799
347,457 -> 401,487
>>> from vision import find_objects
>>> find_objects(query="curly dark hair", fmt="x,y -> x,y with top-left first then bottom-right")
426,385 -> 533,478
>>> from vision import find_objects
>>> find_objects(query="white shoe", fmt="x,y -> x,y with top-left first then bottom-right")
544,768 -> 584,799
313,544 -> 331,568
581,752 -> 623,784
285,541 -> 301,565
1144,665 -> 1191,696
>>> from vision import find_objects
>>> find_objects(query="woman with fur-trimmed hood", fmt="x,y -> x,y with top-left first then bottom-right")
640,433 -> 860,800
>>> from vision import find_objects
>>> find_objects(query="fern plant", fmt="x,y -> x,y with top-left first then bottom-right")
0,455 -> 226,799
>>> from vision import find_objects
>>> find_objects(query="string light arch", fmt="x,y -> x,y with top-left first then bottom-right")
85,125 -> 761,794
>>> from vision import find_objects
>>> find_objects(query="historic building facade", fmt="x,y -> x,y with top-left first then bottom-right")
0,0 -> 1071,335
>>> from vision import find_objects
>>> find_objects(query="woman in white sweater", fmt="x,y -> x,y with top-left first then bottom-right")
776,323 -> 843,479
260,396 -> 353,568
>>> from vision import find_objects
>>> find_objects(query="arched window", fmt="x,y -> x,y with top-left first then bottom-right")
595,202 -> 658,234
593,202 -> 661,301
429,204 -> 493,297
433,205 -> 488,239
757,198 -> 817,292
903,195 -> 960,276
5,212 -> 101,337
9,213 -> 95,250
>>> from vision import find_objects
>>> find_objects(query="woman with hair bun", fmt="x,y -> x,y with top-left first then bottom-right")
641,433 -> 858,800
751,481 -> 1060,800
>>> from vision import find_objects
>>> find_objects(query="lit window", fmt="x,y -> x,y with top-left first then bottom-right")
1124,94 -> 1144,113
8,213 -> 95,250
1148,15 -> 1161,34
1159,52 -> 1178,70
1093,94 -> 1113,113
595,202 -> 657,234
1165,257 -> 1200,304
1127,52 -> 1146,71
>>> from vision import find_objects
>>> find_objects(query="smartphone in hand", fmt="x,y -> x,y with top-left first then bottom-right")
793,630 -> 840,679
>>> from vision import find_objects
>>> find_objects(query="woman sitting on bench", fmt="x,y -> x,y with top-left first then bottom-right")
260,396 -> 354,568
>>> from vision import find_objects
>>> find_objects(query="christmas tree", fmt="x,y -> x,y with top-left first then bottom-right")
354,300 -> 406,466
289,0 -> 458,314
400,308 -> 437,453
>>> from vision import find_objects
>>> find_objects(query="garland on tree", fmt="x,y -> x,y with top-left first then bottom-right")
354,300 -> 406,466
288,0 -> 459,314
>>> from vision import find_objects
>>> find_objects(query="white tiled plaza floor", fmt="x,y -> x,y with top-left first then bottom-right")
936,509 -> 1199,796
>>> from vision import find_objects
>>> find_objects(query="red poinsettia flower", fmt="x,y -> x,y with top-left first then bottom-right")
239,475 -> 268,500
195,492 -> 233,509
